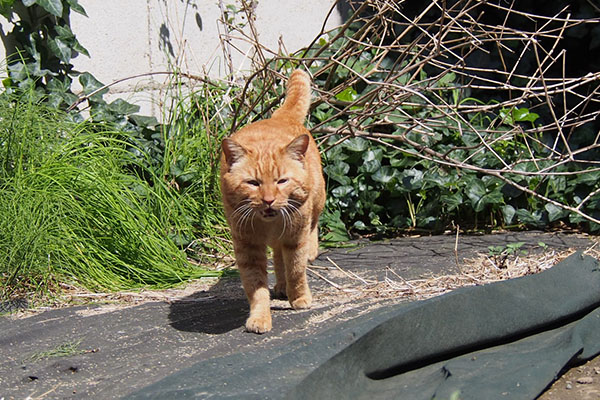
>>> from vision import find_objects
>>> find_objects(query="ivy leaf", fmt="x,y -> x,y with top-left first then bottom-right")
441,192 -> 463,212
323,161 -> 351,185
46,76 -> 71,93
71,39 -> 90,57
55,24 -> 75,40
499,108 -> 514,125
322,229 -> 350,243
321,210 -> 350,243
343,137 -> 368,152
545,203 -> 565,222
501,204 -> 516,224
438,72 -> 455,86
335,87 -> 357,102
129,114 -> 159,128
363,148 -> 383,162
331,185 -> 354,198
512,107 -> 539,123
48,37 -> 71,63
372,166 -> 396,184
400,169 -> 424,190
22,0 -> 36,6
65,0 -> 87,16
360,158 -> 380,174
36,0 -> 63,16
466,179 -> 488,212
108,98 -> 140,115
516,209 -> 545,227
512,107 -> 530,121
79,72 -> 108,98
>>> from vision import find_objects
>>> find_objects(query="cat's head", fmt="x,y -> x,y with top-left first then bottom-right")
220,134 -> 310,222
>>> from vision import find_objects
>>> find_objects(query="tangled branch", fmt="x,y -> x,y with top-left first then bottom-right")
223,0 -> 600,229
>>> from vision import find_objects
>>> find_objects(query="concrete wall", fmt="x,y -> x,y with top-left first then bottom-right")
1,0 -> 342,116
0,1 -> 342,116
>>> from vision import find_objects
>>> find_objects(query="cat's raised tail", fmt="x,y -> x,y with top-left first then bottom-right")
272,69 -> 311,123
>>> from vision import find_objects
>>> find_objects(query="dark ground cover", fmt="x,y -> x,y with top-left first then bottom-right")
0,231 -> 597,399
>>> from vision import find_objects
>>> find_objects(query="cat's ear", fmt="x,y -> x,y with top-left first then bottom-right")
222,138 -> 247,167
286,134 -> 309,161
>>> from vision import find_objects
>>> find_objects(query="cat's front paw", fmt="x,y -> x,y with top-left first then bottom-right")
245,314 -> 272,334
290,295 -> 312,310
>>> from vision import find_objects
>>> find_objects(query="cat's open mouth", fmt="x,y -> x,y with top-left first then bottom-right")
261,208 -> 279,219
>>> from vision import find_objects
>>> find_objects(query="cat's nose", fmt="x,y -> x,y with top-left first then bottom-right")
263,198 -> 275,206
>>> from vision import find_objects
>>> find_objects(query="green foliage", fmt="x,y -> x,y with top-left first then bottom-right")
0,0 -> 156,135
0,95 -> 222,301
0,0 -> 87,104
267,22 -> 600,239
0,2 -> 233,300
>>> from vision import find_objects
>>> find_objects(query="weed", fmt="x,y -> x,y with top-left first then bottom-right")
488,242 -> 526,268
28,340 -> 86,361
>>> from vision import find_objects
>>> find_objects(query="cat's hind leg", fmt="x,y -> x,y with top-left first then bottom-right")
282,243 -> 312,310
272,244 -> 287,299
307,224 -> 320,262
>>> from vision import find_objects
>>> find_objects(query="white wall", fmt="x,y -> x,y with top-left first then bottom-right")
67,0 -> 342,116
0,1 -> 341,116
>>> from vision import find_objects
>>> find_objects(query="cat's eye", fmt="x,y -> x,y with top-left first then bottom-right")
246,179 -> 261,187
277,178 -> 288,185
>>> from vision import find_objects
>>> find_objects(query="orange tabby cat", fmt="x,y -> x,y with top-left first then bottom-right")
220,70 -> 326,334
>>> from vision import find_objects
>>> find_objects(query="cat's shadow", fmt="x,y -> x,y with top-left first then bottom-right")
168,277 -> 248,334
168,275 -> 293,334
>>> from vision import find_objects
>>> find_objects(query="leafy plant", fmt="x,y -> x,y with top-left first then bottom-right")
235,4 -> 600,239
0,0 -> 88,105
0,1 -> 237,301
0,0 -> 158,136
488,242 -> 527,269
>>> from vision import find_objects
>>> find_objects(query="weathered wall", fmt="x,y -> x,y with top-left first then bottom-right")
71,0 -> 342,116
0,1 -> 342,116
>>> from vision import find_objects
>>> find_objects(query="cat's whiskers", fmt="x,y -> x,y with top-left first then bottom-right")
279,207 -> 291,239
236,206 -> 254,232
232,199 -> 252,218
286,200 -> 302,218
250,212 -> 256,232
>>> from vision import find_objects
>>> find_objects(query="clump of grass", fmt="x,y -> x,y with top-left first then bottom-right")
157,74 -> 234,262
0,94 -> 224,301
28,340 -> 86,361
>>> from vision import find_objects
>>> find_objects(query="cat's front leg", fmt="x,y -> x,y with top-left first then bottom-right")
282,242 -> 312,310
235,242 -> 272,333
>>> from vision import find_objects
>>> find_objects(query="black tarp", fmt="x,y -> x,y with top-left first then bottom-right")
129,252 -> 600,399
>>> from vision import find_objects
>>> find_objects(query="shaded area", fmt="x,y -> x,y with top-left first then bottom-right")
168,279 -> 247,334
169,298 -> 247,334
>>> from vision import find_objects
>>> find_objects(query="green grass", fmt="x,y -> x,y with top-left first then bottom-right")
28,340 -> 87,361
0,93 -> 228,302
157,74 -> 232,259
